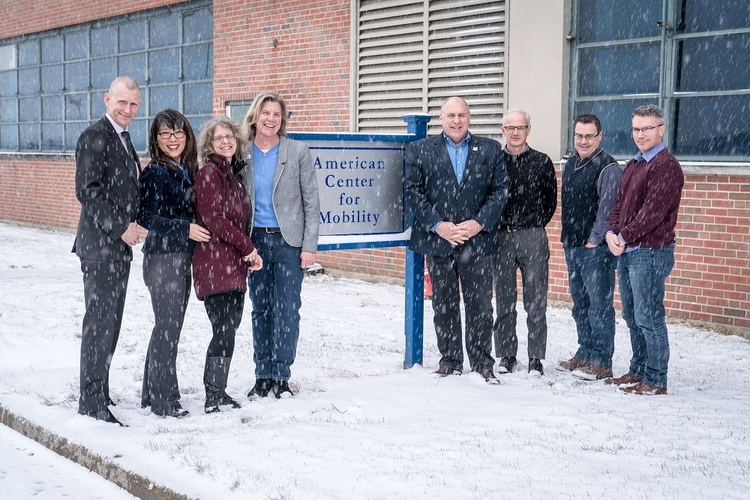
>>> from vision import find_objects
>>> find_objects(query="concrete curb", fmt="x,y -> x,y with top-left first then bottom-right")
0,403 -> 191,500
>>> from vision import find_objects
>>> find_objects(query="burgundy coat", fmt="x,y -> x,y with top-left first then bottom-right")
192,153 -> 256,300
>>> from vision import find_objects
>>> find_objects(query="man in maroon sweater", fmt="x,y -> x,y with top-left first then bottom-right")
604,104 -> 684,395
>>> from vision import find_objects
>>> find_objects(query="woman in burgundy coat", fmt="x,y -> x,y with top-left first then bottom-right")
193,116 -> 262,413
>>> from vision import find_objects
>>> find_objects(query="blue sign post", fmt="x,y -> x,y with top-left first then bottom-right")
290,113 -> 431,369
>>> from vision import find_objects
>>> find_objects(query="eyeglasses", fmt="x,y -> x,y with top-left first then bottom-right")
212,134 -> 236,143
502,125 -> 529,132
631,124 -> 663,134
157,130 -> 186,140
574,132 -> 601,142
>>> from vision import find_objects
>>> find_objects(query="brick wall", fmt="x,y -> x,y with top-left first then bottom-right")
0,156 -> 79,230
211,0 -> 351,129
0,0 -> 184,39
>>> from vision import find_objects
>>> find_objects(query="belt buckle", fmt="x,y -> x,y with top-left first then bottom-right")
264,227 -> 279,234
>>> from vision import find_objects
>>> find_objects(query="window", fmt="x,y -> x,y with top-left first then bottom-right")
0,0 -> 213,153
570,0 -> 750,160
355,0 -> 506,140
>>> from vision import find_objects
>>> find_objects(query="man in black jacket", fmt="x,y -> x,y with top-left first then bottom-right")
406,97 -> 508,383
73,76 -> 142,425
493,109 -> 557,376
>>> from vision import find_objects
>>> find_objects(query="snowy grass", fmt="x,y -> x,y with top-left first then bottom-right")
1,222 -> 749,499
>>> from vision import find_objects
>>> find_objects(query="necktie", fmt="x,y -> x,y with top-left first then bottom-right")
120,131 -> 139,179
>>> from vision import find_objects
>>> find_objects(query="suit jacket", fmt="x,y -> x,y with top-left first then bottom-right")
406,133 -> 507,257
240,136 -> 320,252
72,116 -> 141,261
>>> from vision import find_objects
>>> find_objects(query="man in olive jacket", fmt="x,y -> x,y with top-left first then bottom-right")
406,96 -> 508,382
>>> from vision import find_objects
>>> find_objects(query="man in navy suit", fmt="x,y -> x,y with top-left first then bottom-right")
72,76 -> 142,425
405,97 -> 508,383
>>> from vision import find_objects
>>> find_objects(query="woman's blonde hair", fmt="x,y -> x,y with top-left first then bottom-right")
197,115 -> 248,167
241,91 -> 288,141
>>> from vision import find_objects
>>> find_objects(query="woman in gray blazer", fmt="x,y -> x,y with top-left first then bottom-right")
240,91 -> 320,399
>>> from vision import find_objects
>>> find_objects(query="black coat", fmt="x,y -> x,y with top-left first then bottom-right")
405,133 -> 507,257
72,116 -> 140,261
137,160 -> 196,254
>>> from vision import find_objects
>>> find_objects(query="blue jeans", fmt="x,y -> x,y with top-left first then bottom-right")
564,245 -> 616,368
618,246 -> 675,388
248,229 -> 304,381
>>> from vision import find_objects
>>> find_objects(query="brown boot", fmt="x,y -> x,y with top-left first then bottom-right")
604,373 -> 642,386
573,363 -> 613,381
556,357 -> 585,372
620,382 -> 667,395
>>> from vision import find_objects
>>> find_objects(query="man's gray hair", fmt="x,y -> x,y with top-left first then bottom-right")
503,109 -> 531,126
632,104 -> 663,120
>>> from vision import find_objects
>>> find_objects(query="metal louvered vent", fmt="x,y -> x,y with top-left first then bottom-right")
356,0 -> 506,140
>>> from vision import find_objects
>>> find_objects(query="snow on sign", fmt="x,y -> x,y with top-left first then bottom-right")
291,115 -> 430,250
312,142 -> 405,235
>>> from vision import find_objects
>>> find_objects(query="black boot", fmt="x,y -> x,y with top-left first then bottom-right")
140,354 -> 150,409
272,380 -> 294,399
203,356 -> 241,413
247,378 -> 273,400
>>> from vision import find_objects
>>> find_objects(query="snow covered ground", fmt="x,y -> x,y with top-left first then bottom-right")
1,222 -> 749,499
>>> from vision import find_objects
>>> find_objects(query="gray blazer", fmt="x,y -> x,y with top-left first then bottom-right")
241,136 -> 320,252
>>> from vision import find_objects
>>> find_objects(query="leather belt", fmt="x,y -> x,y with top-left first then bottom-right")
255,227 -> 281,234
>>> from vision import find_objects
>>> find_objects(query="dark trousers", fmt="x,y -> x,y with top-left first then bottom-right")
203,290 -> 245,358
493,227 -> 549,360
79,258 -> 130,414
141,252 -> 192,415
427,251 -> 495,372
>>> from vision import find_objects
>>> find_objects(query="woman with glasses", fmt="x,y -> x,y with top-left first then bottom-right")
240,91 -> 320,399
137,108 -> 210,418
193,116 -> 262,413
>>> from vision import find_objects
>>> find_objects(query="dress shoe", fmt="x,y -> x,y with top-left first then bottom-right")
434,365 -> 461,377
272,380 -> 294,398
79,408 -> 126,427
497,356 -> 517,374
604,373 -> 642,386
479,368 -> 500,385
573,363 -> 613,381
556,357 -> 585,372
528,358 -> 544,375
247,378 -> 274,399
620,382 -> 667,395
106,398 -> 117,407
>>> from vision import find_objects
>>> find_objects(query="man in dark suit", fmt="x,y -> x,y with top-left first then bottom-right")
406,96 -> 508,383
73,76 -> 142,425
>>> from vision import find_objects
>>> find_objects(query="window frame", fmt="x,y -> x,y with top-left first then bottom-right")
568,0 -> 750,162
0,0 -> 213,154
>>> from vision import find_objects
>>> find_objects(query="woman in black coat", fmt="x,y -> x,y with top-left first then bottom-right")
137,109 -> 210,418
